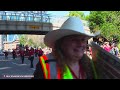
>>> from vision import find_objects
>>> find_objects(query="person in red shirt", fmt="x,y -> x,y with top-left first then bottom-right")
38,48 -> 43,57
19,47 -> 25,64
28,47 -> 34,68
25,45 -> 29,56
34,48 -> 38,57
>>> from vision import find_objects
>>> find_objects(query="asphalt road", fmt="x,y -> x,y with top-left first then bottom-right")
0,54 -> 39,79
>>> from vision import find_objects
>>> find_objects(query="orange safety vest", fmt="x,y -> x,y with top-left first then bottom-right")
39,55 -> 89,79
39,55 -> 62,79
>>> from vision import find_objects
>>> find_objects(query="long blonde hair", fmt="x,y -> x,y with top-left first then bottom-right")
52,37 -> 67,75
52,36 -> 93,78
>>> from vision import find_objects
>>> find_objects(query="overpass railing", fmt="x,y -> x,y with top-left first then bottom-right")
0,11 -> 51,23
0,11 -> 53,34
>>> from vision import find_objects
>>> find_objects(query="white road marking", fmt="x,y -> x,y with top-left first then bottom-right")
12,62 -> 29,66
0,67 -> 12,70
31,68 -> 35,70
0,60 -> 12,61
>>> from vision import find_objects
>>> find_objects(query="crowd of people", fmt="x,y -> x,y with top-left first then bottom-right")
86,42 -> 120,58
86,41 -> 120,59
100,42 -> 120,58
3,45 -> 52,68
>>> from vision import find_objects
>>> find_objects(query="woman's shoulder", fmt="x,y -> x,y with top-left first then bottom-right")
33,61 -> 45,79
46,53 -> 55,60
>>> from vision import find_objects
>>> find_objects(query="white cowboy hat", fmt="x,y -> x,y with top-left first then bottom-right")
44,17 -> 100,48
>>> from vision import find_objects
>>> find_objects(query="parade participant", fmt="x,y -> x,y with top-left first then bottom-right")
34,48 -> 38,57
38,48 -> 43,57
12,49 -> 16,59
28,47 -> 34,68
25,45 -> 29,56
4,50 -> 8,60
33,17 -> 100,79
19,47 -> 25,64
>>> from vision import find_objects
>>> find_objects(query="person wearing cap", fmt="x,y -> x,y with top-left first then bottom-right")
33,17 -> 100,79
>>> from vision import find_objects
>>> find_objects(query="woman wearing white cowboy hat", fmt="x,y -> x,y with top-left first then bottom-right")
33,17 -> 100,79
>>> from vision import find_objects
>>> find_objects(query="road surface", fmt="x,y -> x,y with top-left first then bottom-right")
0,54 -> 39,79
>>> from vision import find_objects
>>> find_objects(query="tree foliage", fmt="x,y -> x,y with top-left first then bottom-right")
28,39 -> 34,46
68,11 -> 86,20
19,34 -> 46,48
19,35 -> 27,45
88,11 -> 120,42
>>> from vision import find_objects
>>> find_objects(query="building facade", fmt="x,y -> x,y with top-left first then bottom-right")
3,39 -> 20,51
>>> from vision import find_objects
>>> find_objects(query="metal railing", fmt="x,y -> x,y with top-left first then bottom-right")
0,11 -> 51,23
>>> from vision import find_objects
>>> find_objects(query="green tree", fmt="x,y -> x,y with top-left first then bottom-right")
68,11 -> 86,20
28,39 -> 34,47
85,15 -> 90,21
19,34 -> 46,48
40,42 -> 46,48
88,11 -> 120,43
19,35 -> 27,46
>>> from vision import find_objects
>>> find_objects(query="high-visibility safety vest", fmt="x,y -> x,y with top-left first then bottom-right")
39,55 -> 75,79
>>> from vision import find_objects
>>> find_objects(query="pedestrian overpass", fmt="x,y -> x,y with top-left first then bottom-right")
0,11 -> 53,34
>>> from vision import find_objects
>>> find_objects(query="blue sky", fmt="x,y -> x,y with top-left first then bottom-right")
47,11 -> 90,17
7,34 -> 19,42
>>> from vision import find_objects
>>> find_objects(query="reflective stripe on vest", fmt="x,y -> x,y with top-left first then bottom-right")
39,55 -> 48,79
39,55 -> 73,79
63,65 -> 73,79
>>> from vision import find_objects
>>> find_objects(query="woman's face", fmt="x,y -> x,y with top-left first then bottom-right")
61,35 -> 88,61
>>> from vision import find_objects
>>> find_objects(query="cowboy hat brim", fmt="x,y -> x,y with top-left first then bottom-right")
44,29 -> 100,48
